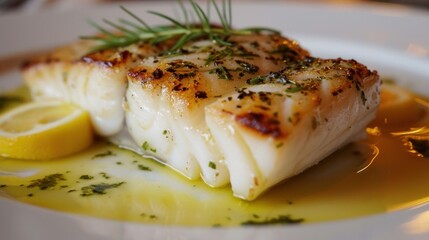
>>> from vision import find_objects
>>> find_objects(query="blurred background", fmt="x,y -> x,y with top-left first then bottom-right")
1,0 -> 429,12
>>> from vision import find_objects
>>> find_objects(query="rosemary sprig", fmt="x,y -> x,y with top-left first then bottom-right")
82,0 -> 280,53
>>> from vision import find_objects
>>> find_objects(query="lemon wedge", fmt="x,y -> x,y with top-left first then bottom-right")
374,83 -> 422,125
0,101 -> 94,160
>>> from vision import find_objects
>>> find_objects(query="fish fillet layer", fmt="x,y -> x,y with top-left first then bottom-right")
22,33 -> 380,200
22,40 -> 170,136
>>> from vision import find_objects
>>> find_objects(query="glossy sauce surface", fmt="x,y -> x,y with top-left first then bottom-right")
0,86 -> 429,227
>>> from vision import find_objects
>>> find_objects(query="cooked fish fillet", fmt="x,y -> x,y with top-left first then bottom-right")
22,40 -> 168,136
206,57 -> 380,200
22,32 -> 380,200
124,34 -> 310,186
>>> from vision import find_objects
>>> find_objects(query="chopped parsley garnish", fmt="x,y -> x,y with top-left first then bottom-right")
92,150 -> 115,159
99,172 -> 111,179
140,213 -> 158,219
27,173 -> 65,190
142,141 -> 157,153
241,215 -> 303,226
209,65 -> 233,80
80,182 -> 125,196
208,161 -> 217,170
138,164 -> 152,171
247,76 -> 265,85
235,60 -> 259,74
79,175 -> 94,180
285,85 -> 302,93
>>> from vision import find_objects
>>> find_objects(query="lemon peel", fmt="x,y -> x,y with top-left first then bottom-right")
0,101 -> 94,160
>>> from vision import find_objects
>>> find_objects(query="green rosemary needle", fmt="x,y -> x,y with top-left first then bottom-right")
81,0 -> 280,53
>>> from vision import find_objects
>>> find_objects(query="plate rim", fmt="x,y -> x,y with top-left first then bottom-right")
1,2 -> 429,240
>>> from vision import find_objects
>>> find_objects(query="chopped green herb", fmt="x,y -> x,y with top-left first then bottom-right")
205,48 -> 233,65
276,142 -> 284,148
27,174 -> 65,190
235,60 -> 259,74
205,46 -> 258,66
142,141 -> 157,153
138,164 -> 152,171
208,161 -> 217,170
79,175 -> 94,180
285,85 -> 302,93
209,65 -> 233,80
99,172 -> 111,179
27,193 -> 34,197
140,213 -> 158,220
247,76 -> 265,85
116,161 -> 123,165
0,184 -> 7,188
241,215 -> 303,226
80,182 -> 125,196
92,150 -> 115,159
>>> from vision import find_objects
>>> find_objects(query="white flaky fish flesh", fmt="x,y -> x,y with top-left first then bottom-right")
22,33 -> 380,200
22,41 -> 169,136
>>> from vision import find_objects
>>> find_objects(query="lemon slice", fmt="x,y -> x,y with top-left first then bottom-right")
374,84 -> 422,125
0,101 -> 94,160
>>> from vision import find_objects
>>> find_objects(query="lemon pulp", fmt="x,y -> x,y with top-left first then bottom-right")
0,101 -> 94,160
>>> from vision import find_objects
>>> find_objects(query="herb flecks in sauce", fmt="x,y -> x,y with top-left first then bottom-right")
99,172 -> 111,179
241,215 -> 304,226
138,164 -> 152,171
27,174 -> 66,190
80,182 -> 125,196
79,175 -> 94,180
92,150 -> 115,159
142,141 -> 157,153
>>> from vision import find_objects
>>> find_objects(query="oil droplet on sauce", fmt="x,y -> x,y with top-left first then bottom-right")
1,89 -> 429,227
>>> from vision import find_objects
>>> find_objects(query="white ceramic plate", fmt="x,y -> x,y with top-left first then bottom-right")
1,2 -> 429,240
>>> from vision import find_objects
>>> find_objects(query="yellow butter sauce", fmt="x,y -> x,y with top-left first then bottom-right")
0,85 -> 429,227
